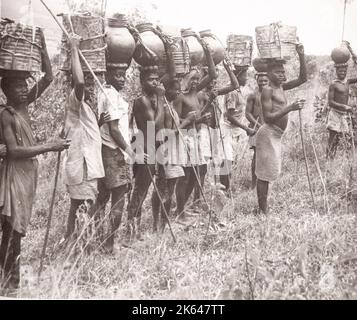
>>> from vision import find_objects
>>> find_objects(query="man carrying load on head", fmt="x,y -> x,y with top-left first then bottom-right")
326,44 -> 357,159
63,34 -> 106,241
216,66 -> 256,195
246,60 -> 269,189
0,30 -> 70,291
256,44 -> 307,215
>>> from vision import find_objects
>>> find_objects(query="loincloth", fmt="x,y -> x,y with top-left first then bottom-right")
255,124 -> 285,183
327,108 -> 349,133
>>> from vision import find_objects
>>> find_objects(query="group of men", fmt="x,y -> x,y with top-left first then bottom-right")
0,25 -> 312,291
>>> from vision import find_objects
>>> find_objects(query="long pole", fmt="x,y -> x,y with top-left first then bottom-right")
299,110 -> 317,213
342,0 -> 348,41
38,151 -> 62,279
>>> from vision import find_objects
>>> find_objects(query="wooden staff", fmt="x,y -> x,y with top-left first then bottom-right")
299,109 -> 317,214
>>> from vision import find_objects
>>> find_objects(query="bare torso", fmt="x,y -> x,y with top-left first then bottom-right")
271,86 -> 289,131
330,82 -> 349,108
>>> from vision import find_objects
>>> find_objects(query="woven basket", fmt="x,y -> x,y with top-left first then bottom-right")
60,13 -> 106,72
0,21 -> 42,72
158,37 -> 190,76
226,34 -> 253,67
255,23 -> 297,60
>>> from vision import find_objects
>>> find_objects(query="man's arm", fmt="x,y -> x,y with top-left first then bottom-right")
217,59 -> 239,96
69,34 -> 85,102
262,87 -> 302,123
108,120 -> 131,152
0,144 -> 6,158
2,111 -> 70,159
197,38 -> 218,92
27,29 -> 54,104
245,94 -> 261,128
328,84 -> 351,112
226,110 -> 255,136
283,44 -> 307,91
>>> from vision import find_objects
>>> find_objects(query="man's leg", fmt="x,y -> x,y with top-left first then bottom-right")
66,199 -> 85,240
92,180 -> 110,243
193,164 -> 207,204
257,179 -> 269,214
151,189 -> 160,233
176,167 -> 197,220
105,184 -> 129,251
327,129 -> 340,159
160,178 -> 177,231
175,167 -> 191,218
0,220 -> 21,290
219,160 -> 232,195
251,148 -> 257,190
126,164 -> 154,243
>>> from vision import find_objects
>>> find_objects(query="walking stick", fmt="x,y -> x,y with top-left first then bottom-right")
348,113 -> 356,196
299,109 -> 317,214
38,151 -> 62,279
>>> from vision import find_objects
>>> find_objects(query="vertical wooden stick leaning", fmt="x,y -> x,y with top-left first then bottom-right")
38,129 -> 70,279
299,109 -> 317,214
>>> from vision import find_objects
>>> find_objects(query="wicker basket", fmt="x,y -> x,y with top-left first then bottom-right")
0,21 -> 42,72
226,34 -> 253,67
158,37 -> 190,76
255,23 -> 297,60
59,13 -> 106,72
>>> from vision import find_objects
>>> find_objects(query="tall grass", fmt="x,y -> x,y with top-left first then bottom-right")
11,108 -> 357,299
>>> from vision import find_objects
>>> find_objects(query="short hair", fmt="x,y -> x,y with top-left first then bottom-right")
163,78 -> 180,90
267,60 -> 286,72
139,65 -> 159,84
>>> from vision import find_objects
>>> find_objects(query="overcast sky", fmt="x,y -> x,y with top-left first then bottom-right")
1,0 -> 356,55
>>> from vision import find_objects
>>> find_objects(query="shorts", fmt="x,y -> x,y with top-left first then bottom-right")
102,145 -> 131,190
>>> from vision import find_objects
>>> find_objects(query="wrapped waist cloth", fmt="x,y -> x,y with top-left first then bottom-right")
327,108 -> 349,133
255,124 -> 285,183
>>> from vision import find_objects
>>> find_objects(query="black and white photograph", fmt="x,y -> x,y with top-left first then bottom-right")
0,0 -> 356,303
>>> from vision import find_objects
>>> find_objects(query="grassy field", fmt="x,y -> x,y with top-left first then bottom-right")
12,106 -> 357,300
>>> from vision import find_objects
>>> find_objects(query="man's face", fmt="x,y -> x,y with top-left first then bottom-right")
236,69 -> 248,87
166,81 -> 181,101
188,73 -> 200,91
269,65 -> 287,85
5,78 -> 29,104
336,66 -> 348,81
257,75 -> 269,90
207,79 -> 217,90
143,72 -> 159,93
84,76 -> 96,103
107,68 -> 126,91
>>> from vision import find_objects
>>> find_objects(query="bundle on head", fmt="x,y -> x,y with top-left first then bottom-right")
331,46 -> 351,68
252,58 -> 268,78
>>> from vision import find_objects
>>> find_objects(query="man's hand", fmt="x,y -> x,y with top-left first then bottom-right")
246,128 -> 257,137
0,144 -> 7,157
296,43 -> 305,56
69,33 -> 82,49
198,113 -> 212,125
209,89 -> 218,101
126,147 -> 149,163
98,112 -> 111,127
187,111 -> 198,123
39,29 -> 48,54
289,99 -> 306,111
345,105 -> 353,113
49,139 -> 71,152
